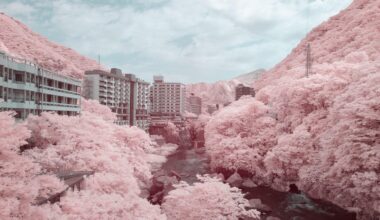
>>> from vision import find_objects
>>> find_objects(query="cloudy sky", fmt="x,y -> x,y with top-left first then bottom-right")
0,0 -> 351,83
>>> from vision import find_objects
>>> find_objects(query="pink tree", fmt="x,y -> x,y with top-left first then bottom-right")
0,112 -> 65,219
162,175 -> 260,220
162,121 -> 180,144
81,98 -> 116,122
205,96 -> 277,177
22,106 -> 166,218
205,72 -> 379,219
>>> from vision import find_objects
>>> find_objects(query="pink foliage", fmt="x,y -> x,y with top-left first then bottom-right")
187,79 -> 241,109
80,98 -> 116,122
162,121 -> 180,144
206,71 -> 380,218
0,112 -> 65,219
21,111 -> 166,219
162,175 -> 260,220
205,97 -> 277,176
204,0 -> 380,218
185,114 -> 210,142
0,13 -> 103,79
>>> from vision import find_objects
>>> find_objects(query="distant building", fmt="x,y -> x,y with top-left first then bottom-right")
235,83 -> 255,100
223,102 -> 232,107
135,78 -> 150,131
82,68 -> 149,130
150,75 -> 186,118
186,93 -> 202,115
207,104 -> 217,114
0,51 -> 81,119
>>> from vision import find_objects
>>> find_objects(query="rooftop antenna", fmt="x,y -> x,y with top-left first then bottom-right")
305,0 -> 312,77
305,43 -> 312,77
98,55 -> 101,67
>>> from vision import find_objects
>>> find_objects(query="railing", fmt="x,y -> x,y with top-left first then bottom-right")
40,101 -> 80,108
0,51 -> 80,84
0,52 -> 38,69
41,84 -> 80,96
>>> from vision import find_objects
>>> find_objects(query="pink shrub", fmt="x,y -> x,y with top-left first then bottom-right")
162,175 -> 260,220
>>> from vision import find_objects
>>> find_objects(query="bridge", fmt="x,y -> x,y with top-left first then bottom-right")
35,171 -> 94,205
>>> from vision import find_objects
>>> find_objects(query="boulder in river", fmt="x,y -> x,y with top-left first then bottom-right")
226,172 -> 243,187
266,216 -> 281,220
249,198 -> 272,212
242,178 -> 257,188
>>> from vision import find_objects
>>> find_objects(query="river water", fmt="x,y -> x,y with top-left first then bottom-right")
159,147 -> 356,220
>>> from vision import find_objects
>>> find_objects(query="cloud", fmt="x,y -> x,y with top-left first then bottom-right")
0,0 -> 352,83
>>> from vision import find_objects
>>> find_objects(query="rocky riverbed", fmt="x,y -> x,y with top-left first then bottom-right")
150,146 -> 356,220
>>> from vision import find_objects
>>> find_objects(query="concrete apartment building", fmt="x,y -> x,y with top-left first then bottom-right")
135,78 -> 150,131
82,68 -> 149,130
235,83 -> 255,100
150,75 -> 186,124
0,51 -> 81,119
186,93 -> 202,115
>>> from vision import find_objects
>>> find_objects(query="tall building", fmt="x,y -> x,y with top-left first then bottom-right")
150,75 -> 186,119
0,51 -> 81,119
135,78 -> 150,131
186,93 -> 202,115
235,83 -> 255,100
82,68 -> 150,130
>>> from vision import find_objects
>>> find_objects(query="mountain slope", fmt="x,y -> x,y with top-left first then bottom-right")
187,69 -> 265,109
204,0 -> 380,219
0,13 -> 103,79
255,0 -> 380,89
187,79 -> 240,108
233,69 -> 265,83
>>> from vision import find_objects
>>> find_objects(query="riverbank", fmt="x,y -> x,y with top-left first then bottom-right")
151,145 -> 357,220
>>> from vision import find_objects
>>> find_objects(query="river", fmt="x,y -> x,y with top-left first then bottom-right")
158,146 -> 356,220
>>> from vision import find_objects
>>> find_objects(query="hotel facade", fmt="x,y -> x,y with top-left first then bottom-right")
0,51 -> 81,119
82,68 -> 150,130
150,75 -> 186,124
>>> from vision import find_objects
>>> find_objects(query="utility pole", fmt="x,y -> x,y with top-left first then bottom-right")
305,43 -> 312,77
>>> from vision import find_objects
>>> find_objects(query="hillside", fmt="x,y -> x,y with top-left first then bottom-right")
0,13 -> 103,79
204,0 -> 380,219
233,69 -> 265,83
187,69 -> 264,108
255,0 -> 380,89
187,79 -> 240,108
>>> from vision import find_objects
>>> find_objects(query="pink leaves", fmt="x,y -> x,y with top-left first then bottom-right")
162,175 -> 260,220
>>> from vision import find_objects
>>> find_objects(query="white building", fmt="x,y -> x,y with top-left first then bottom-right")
150,75 -> 186,119
82,68 -> 150,131
83,68 -> 132,125
0,51 -> 81,119
135,78 -> 150,131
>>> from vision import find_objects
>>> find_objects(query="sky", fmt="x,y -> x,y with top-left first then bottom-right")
0,0 -> 352,83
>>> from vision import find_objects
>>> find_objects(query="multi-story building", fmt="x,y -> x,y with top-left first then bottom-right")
235,83 -> 255,100
206,104 -> 218,115
82,68 -> 150,131
0,51 -> 81,119
186,93 -> 202,115
135,78 -> 150,131
150,75 -> 186,118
